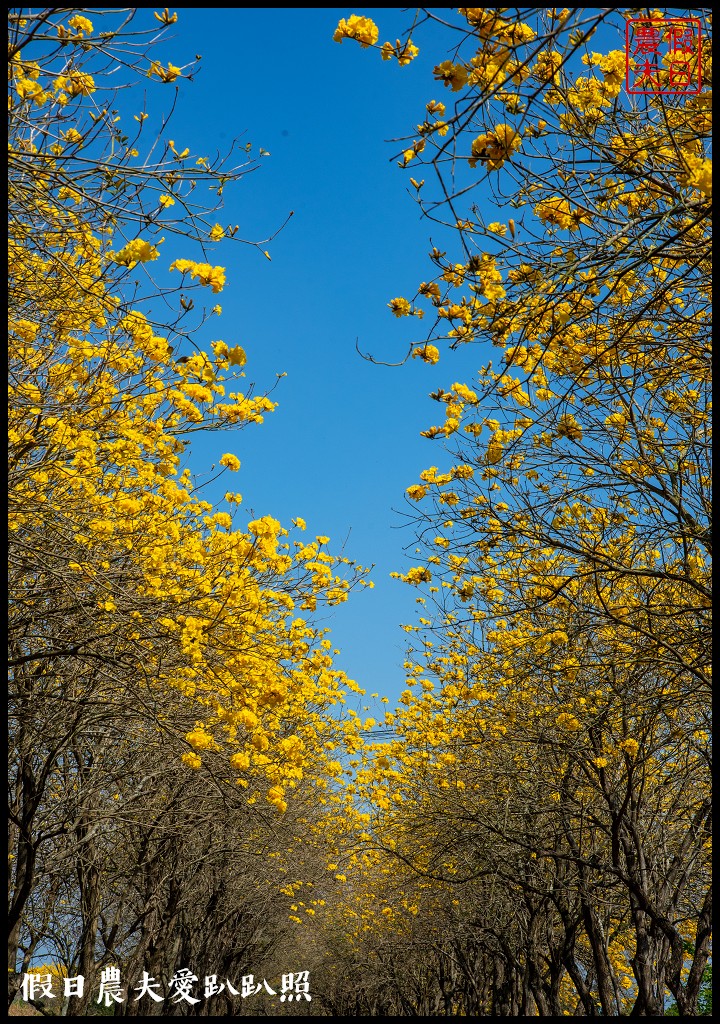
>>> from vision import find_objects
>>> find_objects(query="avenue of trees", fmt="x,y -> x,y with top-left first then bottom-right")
8,7 -> 711,1016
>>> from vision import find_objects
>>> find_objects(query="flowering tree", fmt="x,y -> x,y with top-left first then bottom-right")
331,7 -> 711,1015
8,8 -> 371,1008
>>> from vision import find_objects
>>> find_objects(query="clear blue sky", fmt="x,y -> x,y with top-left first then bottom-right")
142,8 -> 492,709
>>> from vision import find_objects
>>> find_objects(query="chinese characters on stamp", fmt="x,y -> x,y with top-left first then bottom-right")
626,17 -> 702,95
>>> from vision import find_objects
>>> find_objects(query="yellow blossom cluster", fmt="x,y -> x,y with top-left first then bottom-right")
333,14 -> 379,48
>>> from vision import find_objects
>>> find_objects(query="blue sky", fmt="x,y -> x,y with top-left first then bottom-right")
139,7 -> 490,709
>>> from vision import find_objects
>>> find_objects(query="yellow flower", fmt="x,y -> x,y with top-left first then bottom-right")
412,344 -> 440,365
209,223 -> 225,241
205,265 -> 226,293
68,15 -> 94,35
619,737 -> 640,758
219,453 -> 241,471
605,412 -> 628,431
181,752 -> 202,770
333,15 -> 379,48
65,72 -> 95,97
388,297 -> 411,317
486,439 -> 503,464
154,8 -> 178,25
238,708 -> 258,730
227,345 -> 246,367
159,194 -> 175,208
169,259 -> 226,292
433,60 -> 469,92
419,280 -> 441,300
248,516 -> 280,539
406,484 -> 427,501
534,196 -> 588,231
149,61 -> 182,84
469,124 -> 522,170
398,41 -> 419,66
681,154 -> 712,198
185,728 -> 213,750
404,566 -> 432,585
556,712 -> 582,731
556,413 -> 583,441
267,785 -> 287,813
111,239 -> 160,268
381,39 -> 419,65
